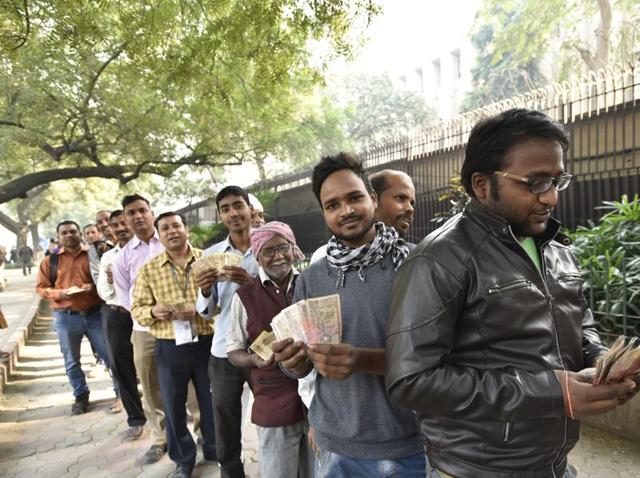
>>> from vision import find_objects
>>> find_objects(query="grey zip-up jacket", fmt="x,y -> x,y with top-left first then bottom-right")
386,200 -> 606,478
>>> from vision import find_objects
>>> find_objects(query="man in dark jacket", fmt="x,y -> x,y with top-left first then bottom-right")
386,108 -> 637,478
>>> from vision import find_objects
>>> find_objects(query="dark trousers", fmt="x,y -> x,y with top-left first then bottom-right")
103,306 -> 146,427
157,335 -> 216,467
209,355 -> 252,478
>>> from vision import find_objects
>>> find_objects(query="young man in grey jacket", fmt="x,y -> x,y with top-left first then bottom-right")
273,153 -> 424,477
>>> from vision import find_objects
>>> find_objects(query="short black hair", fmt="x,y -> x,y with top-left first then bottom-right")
82,223 -> 98,232
311,152 -> 373,204
461,108 -> 569,198
109,209 -> 124,220
154,212 -> 187,230
215,186 -> 251,210
56,220 -> 80,233
121,194 -> 151,210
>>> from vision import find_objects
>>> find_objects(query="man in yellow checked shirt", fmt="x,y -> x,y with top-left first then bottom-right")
132,212 -> 215,478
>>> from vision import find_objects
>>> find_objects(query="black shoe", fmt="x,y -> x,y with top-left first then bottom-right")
168,464 -> 193,478
143,444 -> 166,465
71,393 -> 89,415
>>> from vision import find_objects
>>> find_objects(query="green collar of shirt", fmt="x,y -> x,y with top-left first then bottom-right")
519,236 -> 542,273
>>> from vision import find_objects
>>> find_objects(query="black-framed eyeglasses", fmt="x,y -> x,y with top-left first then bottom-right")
494,171 -> 573,194
261,243 -> 292,258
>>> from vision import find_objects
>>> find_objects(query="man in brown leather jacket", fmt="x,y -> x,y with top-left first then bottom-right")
386,108 -> 637,478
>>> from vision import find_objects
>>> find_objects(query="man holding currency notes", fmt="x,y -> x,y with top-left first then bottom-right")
386,109 -> 639,478
226,221 -> 312,478
36,220 -> 113,415
132,212 -> 215,478
195,185 -> 259,478
272,153 -> 425,477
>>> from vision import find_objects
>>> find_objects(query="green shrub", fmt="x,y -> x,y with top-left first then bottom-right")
569,194 -> 640,337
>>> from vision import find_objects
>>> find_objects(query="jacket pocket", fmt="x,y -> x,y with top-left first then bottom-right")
557,273 -> 583,283
488,279 -> 532,295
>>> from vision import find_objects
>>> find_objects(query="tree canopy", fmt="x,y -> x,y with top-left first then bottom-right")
464,0 -> 640,110
0,0 -> 379,204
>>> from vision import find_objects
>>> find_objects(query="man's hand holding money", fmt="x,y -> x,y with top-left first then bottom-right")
172,304 -> 197,322
308,343 -> 356,380
253,354 -> 275,369
554,369 -> 636,419
195,268 -> 219,297
223,265 -> 252,285
151,304 -> 172,320
272,338 -> 311,377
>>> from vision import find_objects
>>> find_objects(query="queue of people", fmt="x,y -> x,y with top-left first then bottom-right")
34,108 -> 638,478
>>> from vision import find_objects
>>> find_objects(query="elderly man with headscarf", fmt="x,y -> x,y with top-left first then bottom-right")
226,221 -> 312,478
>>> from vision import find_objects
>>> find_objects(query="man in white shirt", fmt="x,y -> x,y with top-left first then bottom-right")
195,186 -> 259,478
97,210 -> 146,441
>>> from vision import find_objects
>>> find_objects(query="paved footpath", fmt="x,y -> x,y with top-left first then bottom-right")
0,280 -> 639,477
0,311 -> 259,477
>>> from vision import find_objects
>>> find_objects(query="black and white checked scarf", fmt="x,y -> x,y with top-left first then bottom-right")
326,221 -> 410,287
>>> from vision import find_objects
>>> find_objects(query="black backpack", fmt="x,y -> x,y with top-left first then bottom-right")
49,253 -> 59,285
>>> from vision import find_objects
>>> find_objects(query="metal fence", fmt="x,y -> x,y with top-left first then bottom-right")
244,62 -> 640,254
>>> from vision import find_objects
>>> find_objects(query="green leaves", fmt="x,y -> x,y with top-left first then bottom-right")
570,194 -> 640,338
0,0 -> 380,203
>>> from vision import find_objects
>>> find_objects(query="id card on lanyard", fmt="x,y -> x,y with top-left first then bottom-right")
169,263 -> 198,346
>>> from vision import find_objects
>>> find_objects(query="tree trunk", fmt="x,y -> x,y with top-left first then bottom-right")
29,223 -> 39,255
595,0 -> 612,70
255,156 -> 267,182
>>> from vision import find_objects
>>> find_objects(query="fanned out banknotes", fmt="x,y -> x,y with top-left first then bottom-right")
272,294 -> 342,345
593,336 -> 640,385
248,294 -> 343,362
191,252 -> 243,281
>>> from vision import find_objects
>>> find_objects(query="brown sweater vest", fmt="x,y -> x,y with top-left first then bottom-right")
236,275 -> 305,427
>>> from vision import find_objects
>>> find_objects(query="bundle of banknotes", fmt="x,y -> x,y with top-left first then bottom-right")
593,336 -> 640,385
191,252 -> 243,281
249,294 -> 342,361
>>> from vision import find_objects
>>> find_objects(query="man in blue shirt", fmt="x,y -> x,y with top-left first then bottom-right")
195,186 -> 259,478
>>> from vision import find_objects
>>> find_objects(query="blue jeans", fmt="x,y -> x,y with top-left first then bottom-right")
53,307 -> 111,398
316,449 -> 426,477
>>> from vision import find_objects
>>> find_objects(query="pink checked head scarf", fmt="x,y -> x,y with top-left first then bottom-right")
250,221 -> 305,261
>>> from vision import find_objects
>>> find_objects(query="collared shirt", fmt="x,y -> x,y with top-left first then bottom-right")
88,240 -> 115,284
97,244 -> 122,306
226,267 -> 299,353
196,235 -> 259,357
112,231 -> 163,331
36,246 -> 102,311
132,246 -> 213,340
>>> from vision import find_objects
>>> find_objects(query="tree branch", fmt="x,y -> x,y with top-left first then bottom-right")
0,166 -> 126,204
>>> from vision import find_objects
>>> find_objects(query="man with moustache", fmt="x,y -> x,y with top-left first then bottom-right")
386,109 -> 638,478
272,153 -> 424,477
227,222 -> 311,478
133,212 -> 215,478
97,209 -> 146,440
36,221 -> 112,414
369,170 -> 416,239
195,186 -> 259,478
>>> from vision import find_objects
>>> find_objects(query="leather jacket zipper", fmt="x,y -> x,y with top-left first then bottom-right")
502,421 -> 511,442
488,280 -> 532,295
506,229 -> 568,478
